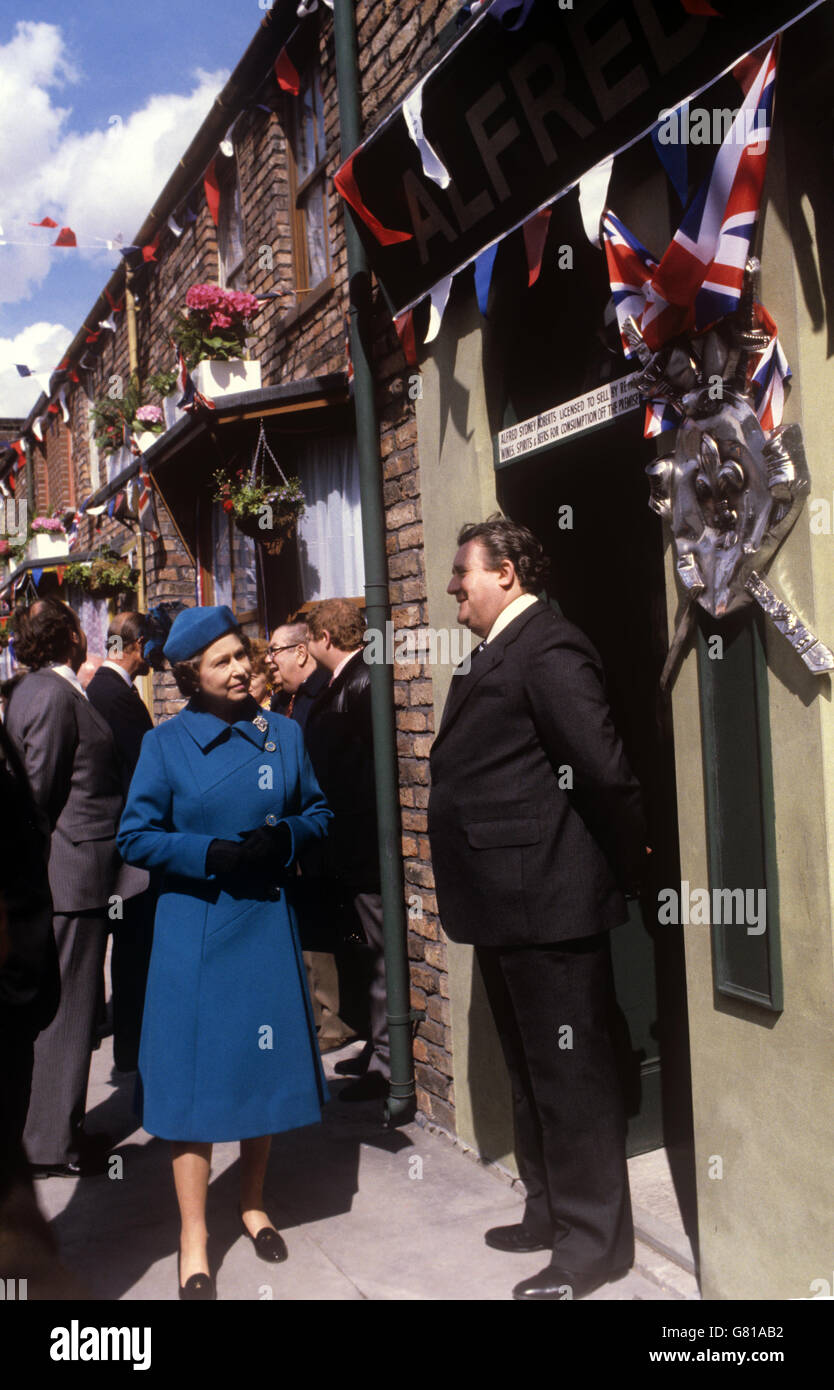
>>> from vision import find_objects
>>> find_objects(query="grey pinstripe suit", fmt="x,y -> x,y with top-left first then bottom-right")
5,668 -> 123,1166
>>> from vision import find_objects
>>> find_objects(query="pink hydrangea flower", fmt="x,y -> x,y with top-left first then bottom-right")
136,405 -> 164,424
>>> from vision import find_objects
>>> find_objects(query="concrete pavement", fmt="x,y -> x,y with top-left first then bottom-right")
31,1033 -> 700,1302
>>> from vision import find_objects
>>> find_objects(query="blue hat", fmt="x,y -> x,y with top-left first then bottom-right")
163,605 -> 238,664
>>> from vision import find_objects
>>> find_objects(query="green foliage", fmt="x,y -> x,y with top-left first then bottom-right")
145,369 -> 178,398
89,374 -> 146,453
63,552 -> 138,595
172,313 -> 245,367
211,469 -> 306,521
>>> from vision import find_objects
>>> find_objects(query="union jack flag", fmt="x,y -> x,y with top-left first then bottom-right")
66,510 -> 82,552
749,306 -> 791,431
603,41 -> 777,356
175,346 -> 215,415
136,464 -> 159,540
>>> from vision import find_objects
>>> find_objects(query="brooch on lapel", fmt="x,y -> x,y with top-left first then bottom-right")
252,713 -> 269,733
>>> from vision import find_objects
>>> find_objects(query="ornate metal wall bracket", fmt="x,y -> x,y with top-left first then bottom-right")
629,261 -> 833,683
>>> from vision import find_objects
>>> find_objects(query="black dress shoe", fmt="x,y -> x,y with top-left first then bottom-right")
484,1223 -> 551,1254
512,1263 -> 631,1301
333,1042 -> 373,1076
333,1055 -> 367,1076
178,1254 -> 216,1300
336,1071 -> 389,1102
239,1213 -> 288,1264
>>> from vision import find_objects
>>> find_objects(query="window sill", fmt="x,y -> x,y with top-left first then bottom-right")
272,279 -> 334,341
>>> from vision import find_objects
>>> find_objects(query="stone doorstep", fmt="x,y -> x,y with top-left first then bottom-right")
416,1117 -> 699,1296
632,1203 -> 696,1275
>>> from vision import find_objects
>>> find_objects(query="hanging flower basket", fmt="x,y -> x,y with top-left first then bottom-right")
63,553 -> 139,597
212,422 -> 305,556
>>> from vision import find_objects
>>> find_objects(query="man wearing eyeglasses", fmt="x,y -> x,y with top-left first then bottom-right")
266,618 -> 353,1056
266,620 -> 328,727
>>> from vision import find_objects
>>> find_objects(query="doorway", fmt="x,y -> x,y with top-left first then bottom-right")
497,413 -> 694,1172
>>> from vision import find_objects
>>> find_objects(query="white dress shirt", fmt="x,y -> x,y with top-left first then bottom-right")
49,663 -> 88,699
100,659 -> 133,687
485,592 -> 539,644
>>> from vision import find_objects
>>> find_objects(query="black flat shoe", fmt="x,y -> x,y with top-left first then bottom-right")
336,1071 -> 389,1102
178,1254 -> 215,1301
484,1223 -> 551,1254
239,1209 -> 288,1264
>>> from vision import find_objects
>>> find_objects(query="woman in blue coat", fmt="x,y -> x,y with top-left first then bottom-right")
117,605 -> 332,1299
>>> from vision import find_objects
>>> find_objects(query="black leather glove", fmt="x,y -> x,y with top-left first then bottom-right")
238,822 -> 293,867
205,838 -> 247,876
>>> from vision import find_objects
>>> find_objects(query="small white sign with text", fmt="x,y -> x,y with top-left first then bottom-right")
498,373 -> 641,463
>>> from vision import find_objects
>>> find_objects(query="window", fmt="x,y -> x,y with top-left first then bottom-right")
291,434 -> 364,602
289,65 -> 330,294
217,157 -> 247,291
86,396 -> 101,493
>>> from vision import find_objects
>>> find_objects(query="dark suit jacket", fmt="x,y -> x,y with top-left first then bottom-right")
428,601 -> 645,948
302,650 -> 379,890
5,668 -> 125,914
86,664 -> 153,793
0,719 -> 58,1032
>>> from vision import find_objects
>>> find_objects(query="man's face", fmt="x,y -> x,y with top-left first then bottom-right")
304,628 -> 330,670
125,638 -> 149,679
267,633 -> 310,695
446,540 -> 510,638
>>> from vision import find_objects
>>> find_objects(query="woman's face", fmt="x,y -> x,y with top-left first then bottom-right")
197,632 -> 251,704
249,670 -> 269,704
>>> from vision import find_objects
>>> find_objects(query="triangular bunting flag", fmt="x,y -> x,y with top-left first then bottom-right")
522,208 -> 551,287
334,151 -> 413,246
275,47 -> 300,94
472,248 -> 497,318
394,309 -> 418,367
204,160 -> 220,226
30,217 -> 58,228
425,275 -> 453,343
52,227 -> 77,247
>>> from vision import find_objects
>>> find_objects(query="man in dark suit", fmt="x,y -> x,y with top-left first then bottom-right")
303,599 -> 388,1101
5,598 -> 124,1176
267,619 -> 351,1054
87,611 -> 154,1072
266,619 -> 328,727
428,517 -> 646,1301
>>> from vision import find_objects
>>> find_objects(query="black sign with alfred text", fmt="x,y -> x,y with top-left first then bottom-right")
341,0 -> 820,316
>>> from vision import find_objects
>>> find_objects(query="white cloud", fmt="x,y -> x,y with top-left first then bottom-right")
0,322 -> 73,416
0,21 -> 227,305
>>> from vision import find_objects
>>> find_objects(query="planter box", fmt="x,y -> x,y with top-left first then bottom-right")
192,358 -> 261,399
29,532 -> 69,560
136,430 -> 161,454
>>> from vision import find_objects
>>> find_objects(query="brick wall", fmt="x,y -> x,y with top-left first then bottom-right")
45,0 -> 461,1136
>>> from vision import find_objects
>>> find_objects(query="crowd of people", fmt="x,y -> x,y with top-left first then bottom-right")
0,516 -> 647,1302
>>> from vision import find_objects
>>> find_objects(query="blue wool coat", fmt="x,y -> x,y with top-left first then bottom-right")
117,700 -> 333,1142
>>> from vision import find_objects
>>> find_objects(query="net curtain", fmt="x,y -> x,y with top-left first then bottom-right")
294,434 -> 364,602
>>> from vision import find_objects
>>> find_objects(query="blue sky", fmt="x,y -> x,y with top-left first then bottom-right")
0,3 -> 268,416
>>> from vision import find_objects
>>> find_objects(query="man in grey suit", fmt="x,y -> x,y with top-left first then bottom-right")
6,598 -> 124,1177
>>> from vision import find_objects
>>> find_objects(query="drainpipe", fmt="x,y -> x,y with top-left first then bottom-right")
124,268 -> 150,705
332,0 -> 418,1125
